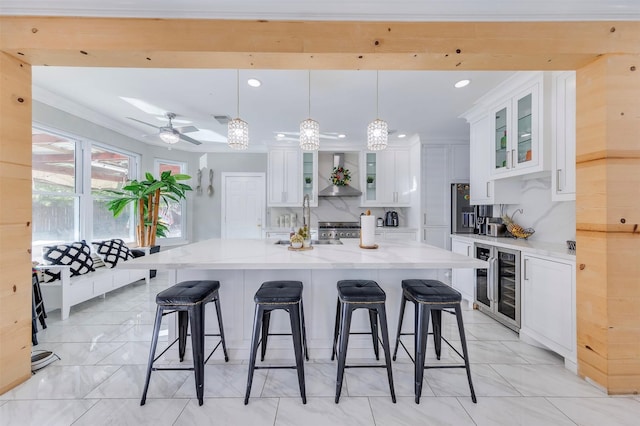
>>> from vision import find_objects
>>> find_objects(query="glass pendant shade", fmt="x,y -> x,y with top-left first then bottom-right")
228,69 -> 249,150
367,118 -> 388,151
227,118 -> 249,150
159,128 -> 180,144
299,118 -> 320,151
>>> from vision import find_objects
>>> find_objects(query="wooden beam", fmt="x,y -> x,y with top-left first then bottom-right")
575,54 -> 640,395
1,18 -> 639,70
0,52 -> 32,394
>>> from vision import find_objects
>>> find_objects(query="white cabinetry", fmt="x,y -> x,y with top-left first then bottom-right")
378,229 -> 418,241
521,254 -> 576,369
467,116 -> 520,205
361,147 -> 412,207
551,71 -> 576,201
491,79 -> 545,177
450,238 -> 474,307
268,148 -> 318,207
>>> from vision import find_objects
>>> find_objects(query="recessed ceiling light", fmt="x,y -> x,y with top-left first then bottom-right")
247,78 -> 261,88
454,79 -> 471,88
398,134 -> 407,138
338,134 -> 346,139
276,133 -> 285,138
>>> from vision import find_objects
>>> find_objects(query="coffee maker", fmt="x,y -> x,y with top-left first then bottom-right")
384,211 -> 399,227
474,205 -> 493,235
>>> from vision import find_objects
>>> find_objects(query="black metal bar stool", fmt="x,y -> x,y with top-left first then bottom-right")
392,279 -> 476,404
245,280 -> 308,405
141,280 -> 229,406
332,280 -> 396,404
31,271 -> 47,346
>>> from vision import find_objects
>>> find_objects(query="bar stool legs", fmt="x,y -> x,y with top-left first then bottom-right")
141,280 -> 227,407
394,279 -> 477,404
333,280 -> 396,404
245,281 -> 307,405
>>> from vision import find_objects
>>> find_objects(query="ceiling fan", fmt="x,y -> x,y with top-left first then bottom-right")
273,131 -> 344,142
127,112 -> 202,145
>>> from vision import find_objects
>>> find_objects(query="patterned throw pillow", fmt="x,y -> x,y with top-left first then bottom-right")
92,239 -> 134,268
42,241 -> 95,283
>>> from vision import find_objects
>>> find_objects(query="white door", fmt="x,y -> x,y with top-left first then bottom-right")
221,173 -> 266,239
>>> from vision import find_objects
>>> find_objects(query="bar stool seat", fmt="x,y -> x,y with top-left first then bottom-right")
393,279 -> 476,404
245,280 -> 308,405
141,280 -> 229,406
332,279 -> 396,404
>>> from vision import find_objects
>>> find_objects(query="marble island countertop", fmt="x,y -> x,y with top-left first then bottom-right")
125,238 -> 487,270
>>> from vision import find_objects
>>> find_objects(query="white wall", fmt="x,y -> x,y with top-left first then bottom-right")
192,153 -> 267,240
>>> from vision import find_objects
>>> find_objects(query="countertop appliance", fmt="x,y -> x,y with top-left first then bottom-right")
451,183 -> 475,234
318,221 -> 361,240
475,243 -> 521,331
384,211 -> 399,227
475,205 -> 493,235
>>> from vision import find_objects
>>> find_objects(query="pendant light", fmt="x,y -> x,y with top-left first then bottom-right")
300,70 -> 320,151
367,70 -> 388,151
228,69 -> 249,150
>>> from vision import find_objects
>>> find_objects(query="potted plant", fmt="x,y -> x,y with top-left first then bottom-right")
367,175 -> 375,188
297,226 -> 311,248
104,171 -> 192,247
304,176 -> 312,187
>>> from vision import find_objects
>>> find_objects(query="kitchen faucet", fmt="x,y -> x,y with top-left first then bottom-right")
302,194 -> 311,232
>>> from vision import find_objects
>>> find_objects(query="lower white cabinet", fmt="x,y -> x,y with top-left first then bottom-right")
450,238 -> 474,308
521,254 -> 576,367
376,229 -> 418,242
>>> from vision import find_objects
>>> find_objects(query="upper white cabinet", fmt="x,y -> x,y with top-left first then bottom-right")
302,151 -> 319,206
521,254 -> 576,367
491,81 -> 543,176
467,115 -> 520,205
268,147 -> 317,207
551,71 -> 577,201
361,147 -> 412,207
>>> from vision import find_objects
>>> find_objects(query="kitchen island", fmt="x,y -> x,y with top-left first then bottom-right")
125,238 -> 487,359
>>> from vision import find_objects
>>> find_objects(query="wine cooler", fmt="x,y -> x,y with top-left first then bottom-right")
474,243 -> 521,331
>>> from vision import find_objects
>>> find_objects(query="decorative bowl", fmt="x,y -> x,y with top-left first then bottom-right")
291,241 -> 303,249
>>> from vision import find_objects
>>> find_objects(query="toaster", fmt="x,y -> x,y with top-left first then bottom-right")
486,223 -> 507,237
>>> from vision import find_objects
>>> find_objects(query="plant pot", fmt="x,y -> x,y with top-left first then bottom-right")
291,241 -> 303,249
303,239 -> 311,248
367,183 -> 375,189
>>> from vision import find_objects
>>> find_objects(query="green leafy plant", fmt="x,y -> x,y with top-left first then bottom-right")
366,175 -> 374,184
296,225 -> 310,240
305,176 -> 312,184
104,171 -> 192,247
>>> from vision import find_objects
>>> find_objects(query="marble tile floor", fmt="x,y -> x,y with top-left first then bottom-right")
3,272 -> 640,426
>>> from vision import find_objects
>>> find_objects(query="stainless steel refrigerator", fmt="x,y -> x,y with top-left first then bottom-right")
451,183 -> 475,234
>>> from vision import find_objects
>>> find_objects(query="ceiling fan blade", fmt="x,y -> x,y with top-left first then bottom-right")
179,133 -> 203,145
175,125 -> 198,134
126,117 -> 160,129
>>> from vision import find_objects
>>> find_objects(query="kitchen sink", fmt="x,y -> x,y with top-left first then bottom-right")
274,239 -> 343,245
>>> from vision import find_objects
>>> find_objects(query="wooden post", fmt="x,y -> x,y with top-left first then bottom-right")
0,52 -> 33,394
575,54 -> 640,394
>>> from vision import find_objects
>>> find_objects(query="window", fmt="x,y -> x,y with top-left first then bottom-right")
32,129 -> 79,245
32,126 -> 138,250
91,145 -> 136,241
154,159 -> 187,241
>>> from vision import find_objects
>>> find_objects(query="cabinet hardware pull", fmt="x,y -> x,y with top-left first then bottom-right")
557,169 -> 563,191
512,149 -> 516,168
486,182 -> 490,198
423,213 -> 427,226
524,258 -> 529,280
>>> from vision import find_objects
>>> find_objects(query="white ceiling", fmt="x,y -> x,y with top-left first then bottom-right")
8,0 -> 639,152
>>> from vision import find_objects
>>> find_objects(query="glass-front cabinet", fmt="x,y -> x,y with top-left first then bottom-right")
491,80 -> 541,177
302,151 -> 318,207
361,148 -> 411,207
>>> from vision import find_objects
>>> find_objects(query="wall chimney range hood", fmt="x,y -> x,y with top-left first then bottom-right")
318,153 -> 362,197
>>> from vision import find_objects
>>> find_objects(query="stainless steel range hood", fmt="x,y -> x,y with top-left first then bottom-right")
318,153 -> 362,197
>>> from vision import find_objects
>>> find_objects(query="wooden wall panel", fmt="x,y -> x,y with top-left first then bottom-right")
0,52 -> 32,395
576,54 -> 640,394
